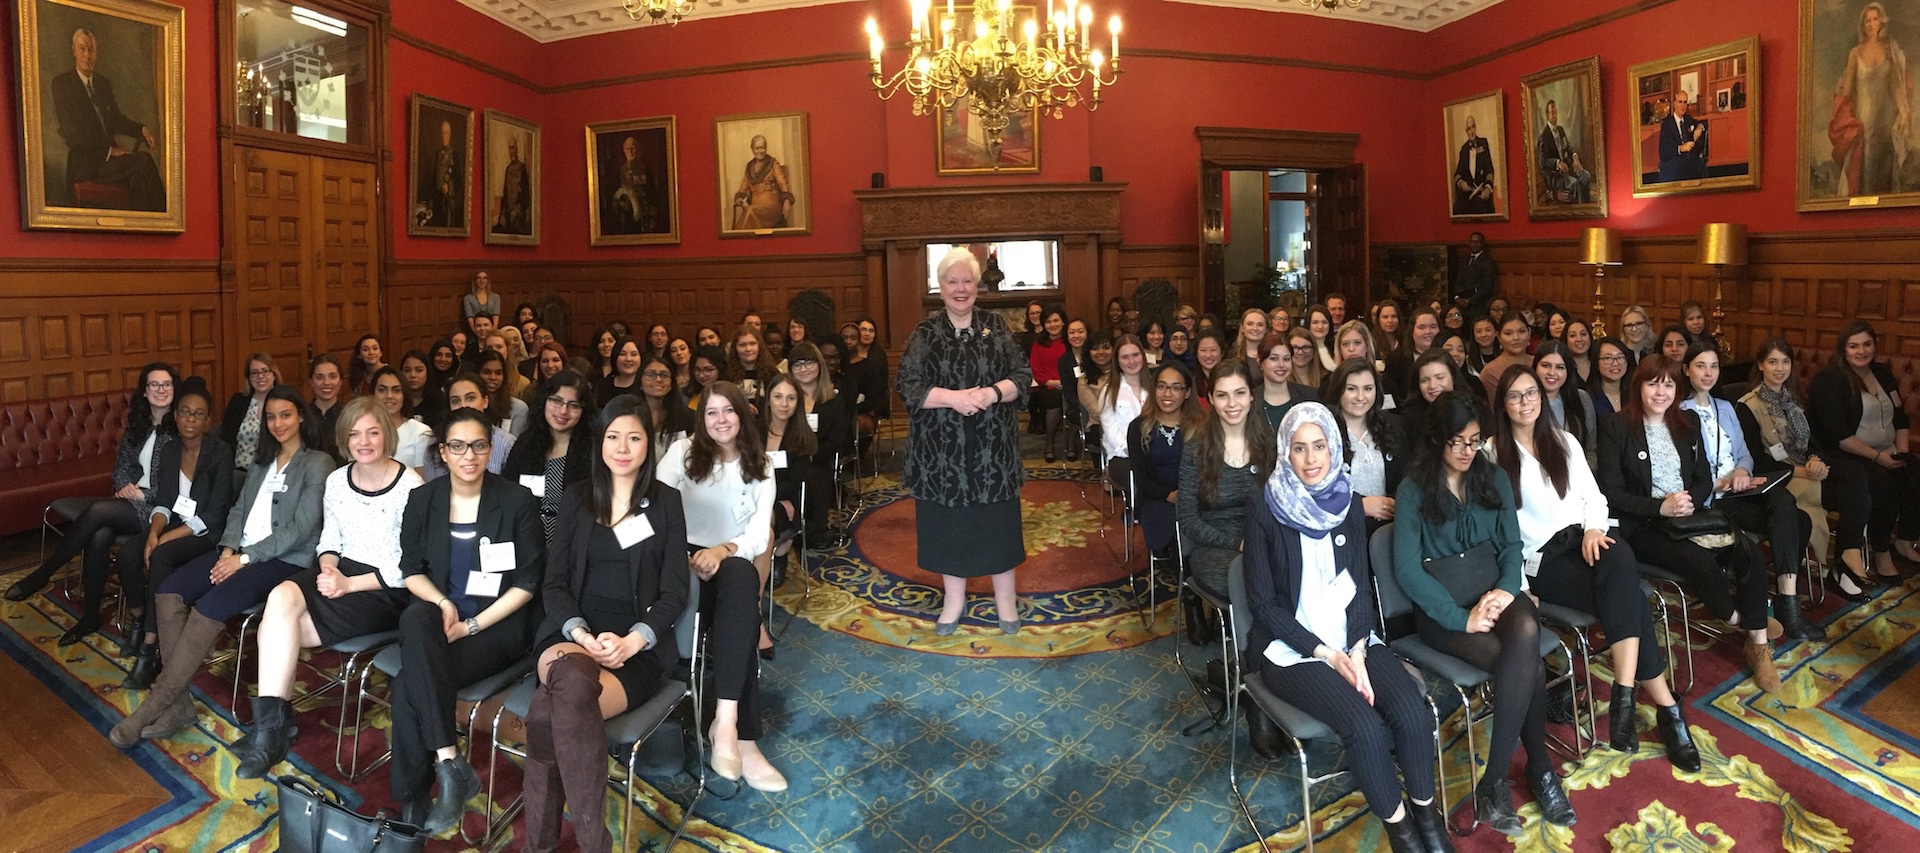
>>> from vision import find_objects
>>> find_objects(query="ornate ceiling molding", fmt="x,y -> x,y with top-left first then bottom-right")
457,0 -> 1507,43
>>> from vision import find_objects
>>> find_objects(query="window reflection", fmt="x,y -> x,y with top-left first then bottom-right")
236,1 -> 368,145
925,240 -> 1060,293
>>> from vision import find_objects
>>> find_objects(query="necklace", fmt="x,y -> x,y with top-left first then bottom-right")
1154,422 -> 1180,447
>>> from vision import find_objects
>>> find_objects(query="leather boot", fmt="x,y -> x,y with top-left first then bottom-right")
1774,593 -> 1826,641
1182,590 -> 1214,646
1529,769 -> 1576,827
122,643 -> 160,689
520,662 -> 568,852
109,595 -> 198,747
547,654 -> 612,852
1608,682 -> 1639,752
1745,641 -> 1781,693
1473,776 -> 1523,835
1381,811 -> 1423,853
1654,703 -> 1700,772
1411,800 -> 1456,852
234,696 -> 297,779
425,757 -> 480,835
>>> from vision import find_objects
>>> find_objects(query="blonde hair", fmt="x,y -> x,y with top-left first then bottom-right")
934,246 -> 981,284
1333,319 -> 1378,365
336,396 -> 398,458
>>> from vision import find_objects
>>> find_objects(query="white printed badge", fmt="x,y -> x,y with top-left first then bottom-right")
479,541 -> 517,574
465,571 -> 502,598
769,450 -> 789,470
171,494 -> 197,519
613,513 -> 655,549
806,413 -> 820,431
261,473 -> 286,493
518,474 -> 546,498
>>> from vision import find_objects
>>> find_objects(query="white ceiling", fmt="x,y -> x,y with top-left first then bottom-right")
455,0 -> 1509,43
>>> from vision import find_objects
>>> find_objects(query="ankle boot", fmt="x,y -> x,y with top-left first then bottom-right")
1381,811 -> 1423,853
1654,703 -> 1700,772
1745,640 -> 1782,693
234,696 -> 297,779
1608,682 -> 1639,752
1774,593 -> 1826,641
1182,591 -> 1213,646
1472,776 -> 1523,835
122,643 -> 160,689
1410,800 -> 1456,852
547,654 -> 612,852
109,595 -> 193,747
425,756 -> 480,835
520,664 -> 568,852
1528,769 -> 1576,827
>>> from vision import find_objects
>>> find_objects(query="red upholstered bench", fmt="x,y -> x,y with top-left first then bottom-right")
0,390 -> 129,536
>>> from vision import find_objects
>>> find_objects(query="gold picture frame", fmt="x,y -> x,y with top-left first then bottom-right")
408,94 -> 473,238
1797,0 -> 1920,211
1521,56 -> 1609,221
1629,36 -> 1761,198
1442,88 -> 1509,222
483,109 -> 539,246
586,116 -> 679,246
15,0 -> 186,233
716,111 -> 810,238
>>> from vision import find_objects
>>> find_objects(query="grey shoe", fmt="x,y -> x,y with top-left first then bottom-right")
934,621 -> 958,636
999,620 -> 1020,635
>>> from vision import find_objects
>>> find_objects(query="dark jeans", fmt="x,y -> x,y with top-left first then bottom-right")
388,601 -> 533,803
1826,454 -> 1920,552
1417,595 -> 1552,779
699,556 -> 766,741
140,534 -> 216,636
1533,535 -> 1663,682
1717,485 -> 1811,580
1628,526 -> 1769,627
1256,650 -> 1436,818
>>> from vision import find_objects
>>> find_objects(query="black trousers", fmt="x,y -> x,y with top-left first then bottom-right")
1533,536 -> 1664,682
1718,486 -> 1811,580
139,534 -> 215,636
1256,650 -> 1436,818
1627,526 -> 1768,627
37,498 -> 143,611
1417,595 -> 1552,779
388,601 -> 532,803
1826,454 -> 1920,552
699,556 -> 766,741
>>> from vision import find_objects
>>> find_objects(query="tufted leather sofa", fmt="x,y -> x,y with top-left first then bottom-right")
0,390 -> 128,536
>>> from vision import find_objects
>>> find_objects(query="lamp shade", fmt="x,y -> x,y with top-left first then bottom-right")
1579,227 -> 1622,266
1696,222 -> 1748,266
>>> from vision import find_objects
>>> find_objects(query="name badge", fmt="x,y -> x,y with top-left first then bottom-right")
261,473 -> 287,493
518,474 -> 546,498
613,514 -> 655,549
769,450 -> 788,470
1380,394 -> 1397,411
465,571 -> 502,598
479,541 -> 517,574
806,413 -> 820,430
732,499 -> 755,527
171,494 -> 197,519
1072,366 -> 1083,379
1767,442 -> 1788,463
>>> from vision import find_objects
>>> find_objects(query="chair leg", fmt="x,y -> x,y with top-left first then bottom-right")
231,611 -> 260,720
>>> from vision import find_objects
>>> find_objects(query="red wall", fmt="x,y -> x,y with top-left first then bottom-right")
0,0 -> 219,259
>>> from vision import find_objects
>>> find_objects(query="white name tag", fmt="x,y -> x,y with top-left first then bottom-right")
806,413 -> 820,430
769,450 -> 788,470
732,500 -> 755,527
261,474 -> 286,493
613,514 -> 654,549
479,541 -> 517,573
518,474 -> 546,498
1768,442 -> 1789,463
171,495 -> 197,519
465,571 -> 502,597
1073,366 -> 1083,379
1381,394 -> 1397,411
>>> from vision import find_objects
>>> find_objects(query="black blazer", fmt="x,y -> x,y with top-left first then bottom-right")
537,484 -> 690,674
1595,410 -> 1713,539
1807,361 -> 1909,459
1124,416 -> 1184,503
146,435 -> 238,542
1243,498 -> 1376,657
808,393 -> 855,461
50,71 -> 146,186
399,473 -> 546,628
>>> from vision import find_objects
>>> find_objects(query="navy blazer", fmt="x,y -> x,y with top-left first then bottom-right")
537,483 -> 690,674
1243,498 -> 1377,658
1594,411 -> 1713,540
145,435 -> 237,542
399,472 -> 546,622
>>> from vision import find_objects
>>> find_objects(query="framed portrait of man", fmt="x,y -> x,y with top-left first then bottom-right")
408,94 -> 473,237
15,0 -> 185,232
715,111 -> 811,238
1442,89 -> 1508,222
1521,56 -> 1608,220
1629,36 -> 1761,198
483,109 -> 540,246
586,116 -> 678,246
1798,0 -> 1920,211
935,94 -> 1042,175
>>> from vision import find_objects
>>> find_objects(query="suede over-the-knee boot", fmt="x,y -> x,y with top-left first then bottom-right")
520,663 -> 567,853
548,654 -> 612,853
110,603 -> 221,747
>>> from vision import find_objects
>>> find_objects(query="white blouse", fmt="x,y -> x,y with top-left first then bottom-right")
1097,378 -> 1148,462
1263,531 -> 1375,668
240,456 -> 289,548
1496,430 -> 1612,576
136,430 -> 158,490
1349,428 -> 1387,497
657,437 -> 775,561
316,464 -> 423,588
394,418 -> 436,470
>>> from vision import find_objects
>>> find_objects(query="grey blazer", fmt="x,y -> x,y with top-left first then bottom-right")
218,446 -> 334,567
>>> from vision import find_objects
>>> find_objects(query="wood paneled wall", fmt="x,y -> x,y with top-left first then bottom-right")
0,260 -> 222,402
1117,244 -> 1202,314
1445,229 -> 1920,364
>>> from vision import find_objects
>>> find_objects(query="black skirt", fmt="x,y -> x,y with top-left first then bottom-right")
293,558 -> 412,647
534,597 -> 666,708
916,498 -> 1026,578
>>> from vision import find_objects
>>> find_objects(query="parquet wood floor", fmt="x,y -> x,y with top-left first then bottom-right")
0,653 -> 169,851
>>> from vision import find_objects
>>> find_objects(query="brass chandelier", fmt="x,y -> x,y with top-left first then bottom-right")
1301,0 -> 1365,10
624,0 -> 694,25
866,0 -> 1121,163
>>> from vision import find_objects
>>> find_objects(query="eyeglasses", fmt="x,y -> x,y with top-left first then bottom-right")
1290,343 -> 1311,353
641,370 -> 672,381
247,368 -> 275,378
1598,354 -> 1627,363
1505,387 -> 1541,403
1445,435 -> 1487,452
790,358 -> 818,367
1155,382 -> 1188,392
1623,320 -> 1648,330
146,381 -> 173,391
176,407 -> 209,419
546,396 -> 584,412
443,439 -> 493,457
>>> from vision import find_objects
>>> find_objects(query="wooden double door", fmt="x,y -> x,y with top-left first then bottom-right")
225,146 -> 380,393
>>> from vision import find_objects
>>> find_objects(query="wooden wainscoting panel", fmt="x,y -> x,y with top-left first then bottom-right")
1117,244 -> 1201,316
0,260 -> 221,403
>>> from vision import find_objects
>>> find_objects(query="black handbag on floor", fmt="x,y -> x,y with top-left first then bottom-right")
275,776 -> 426,853
1421,540 -> 1500,608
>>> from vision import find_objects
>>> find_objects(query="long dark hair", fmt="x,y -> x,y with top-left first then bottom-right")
503,370 -> 596,483
1532,339 -> 1588,446
130,361 -> 180,436
684,381 -> 768,484
1325,358 -> 1397,462
1490,367 -> 1569,508
348,333 -> 383,393
1409,391 -> 1503,526
1191,359 -> 1276,508
762,373 -> 819,457
437,408 -> 495,462
255,385 -> 323,467
370,365 -> 412,419
588,394 -> 661,526
590,324 -> 620,375
1136,361 -> 1204,445
1831,319 -> 1879,398
1748,337 -> 1802,403
470,349 -> 515,426
1408,347 -> 1461,410
1593,335 -> 1637,389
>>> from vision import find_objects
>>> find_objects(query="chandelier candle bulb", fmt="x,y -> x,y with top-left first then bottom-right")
1109,16 -> 1119,59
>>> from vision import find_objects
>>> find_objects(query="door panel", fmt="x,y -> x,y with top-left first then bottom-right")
232,147 -> 315,384
1318,163 -> 1368,303
317,159 -> 380,356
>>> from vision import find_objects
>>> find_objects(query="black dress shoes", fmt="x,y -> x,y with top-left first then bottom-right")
57,615 -> 101,647
1473,777 -> 1524,835
1382,813 -> 1424,853
1608,682 -> 1639,752
1528,770 -> 1577,827
1655,703 -> 1701,773
1410,800 -> 1456,852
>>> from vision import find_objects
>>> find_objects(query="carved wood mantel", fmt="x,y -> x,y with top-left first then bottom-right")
854,182 -> 1128,353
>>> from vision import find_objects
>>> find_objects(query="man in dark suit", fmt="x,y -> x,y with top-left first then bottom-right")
1455,232 -> 1499,313
1657,95 -> 1709,182
1535,99 -> 1593,204
50,28 -> 164,211
1452,115 -> 1497,215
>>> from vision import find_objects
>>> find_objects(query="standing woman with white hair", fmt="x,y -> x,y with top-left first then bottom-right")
897,247 -> 1032,635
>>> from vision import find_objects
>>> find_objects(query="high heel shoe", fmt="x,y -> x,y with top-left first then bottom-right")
758,644 -> 776,662
743,763 -> 789,793
3,573 -> 49,602
709,751 -> 743,781
58,615 -> 101,647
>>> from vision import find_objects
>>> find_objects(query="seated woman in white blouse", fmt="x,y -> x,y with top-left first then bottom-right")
1096,334 -> 1150,486
1488,367 -> 1697,772
656,381 -> 785,793
370,365 -> 436,471
1244,403 -> 1446,853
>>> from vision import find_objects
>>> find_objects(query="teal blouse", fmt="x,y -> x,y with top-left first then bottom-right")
1390,472 -> 1524,632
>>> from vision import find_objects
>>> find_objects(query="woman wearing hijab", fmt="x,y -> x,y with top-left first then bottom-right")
1244,403 -> 1450,853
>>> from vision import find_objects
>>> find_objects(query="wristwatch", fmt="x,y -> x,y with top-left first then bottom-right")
465,617 -> 483,636
236,551 -> 253,566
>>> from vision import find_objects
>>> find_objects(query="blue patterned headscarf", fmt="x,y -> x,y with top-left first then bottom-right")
1265,402 -> 1352,537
